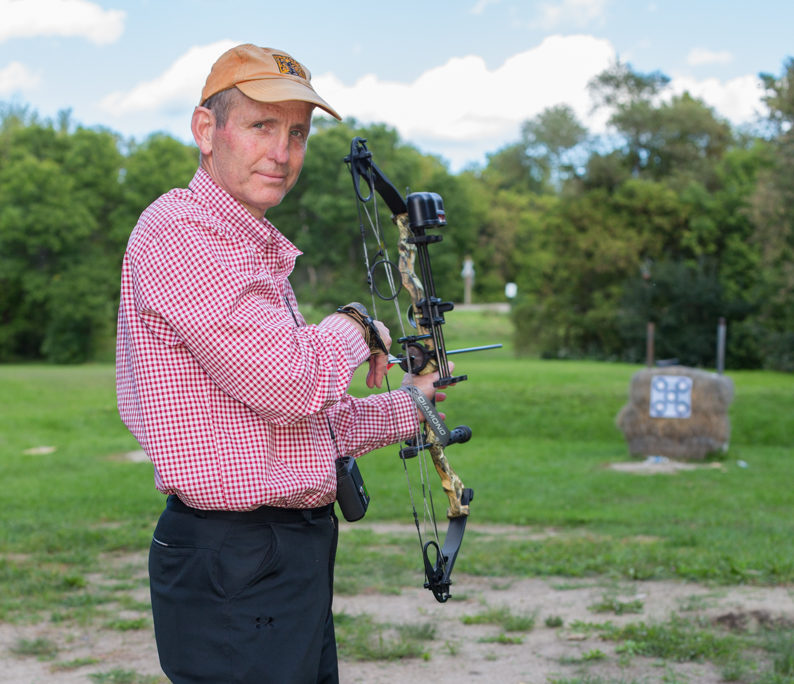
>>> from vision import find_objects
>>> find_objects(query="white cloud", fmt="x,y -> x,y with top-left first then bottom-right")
100,41 -> 237,116
670,73 -> 766,124
99,34 -> 615,168
97,35 -> 768,171
0,61 -> 40,94
687,48 -> 733,67
0,0 -> 125,45
315,35 -> 615,168
532,0 -> 608,30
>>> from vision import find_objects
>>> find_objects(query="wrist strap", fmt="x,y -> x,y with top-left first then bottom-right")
336,302 -> 387,353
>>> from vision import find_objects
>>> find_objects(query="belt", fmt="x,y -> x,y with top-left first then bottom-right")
166,494 -> 334,524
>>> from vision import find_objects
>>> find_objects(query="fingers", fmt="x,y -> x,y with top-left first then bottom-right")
366,351 -> 388,389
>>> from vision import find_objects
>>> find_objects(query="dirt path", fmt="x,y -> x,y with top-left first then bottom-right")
3,529 -> 794,683
336,575 -> 794,683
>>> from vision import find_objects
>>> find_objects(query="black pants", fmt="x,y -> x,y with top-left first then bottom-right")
149,495 -> 339,684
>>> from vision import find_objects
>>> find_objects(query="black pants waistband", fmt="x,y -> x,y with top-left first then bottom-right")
166,494 -> 333,524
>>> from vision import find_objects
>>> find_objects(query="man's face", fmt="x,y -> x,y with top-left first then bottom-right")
198,94 -> 313,217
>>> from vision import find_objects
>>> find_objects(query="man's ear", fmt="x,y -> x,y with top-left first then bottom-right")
191,106 -> 215,156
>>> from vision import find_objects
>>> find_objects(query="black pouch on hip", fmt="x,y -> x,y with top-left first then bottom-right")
335,456 -> 369,522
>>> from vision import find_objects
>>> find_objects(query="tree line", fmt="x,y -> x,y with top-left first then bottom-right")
1,59 -> 792,370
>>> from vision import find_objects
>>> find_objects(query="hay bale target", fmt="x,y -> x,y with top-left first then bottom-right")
616,366 -> 734,460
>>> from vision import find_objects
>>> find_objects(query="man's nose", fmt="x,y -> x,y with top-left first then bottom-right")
268,131 -> 290,164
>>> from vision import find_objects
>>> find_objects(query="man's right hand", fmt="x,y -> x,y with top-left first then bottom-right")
400,362 -> 454,422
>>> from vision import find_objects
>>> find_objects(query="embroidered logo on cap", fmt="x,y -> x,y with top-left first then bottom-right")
273,54 -> 307,80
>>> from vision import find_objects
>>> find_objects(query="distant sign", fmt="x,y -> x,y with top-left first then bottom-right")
461,257 -> 475,278
650,375 -> 692,419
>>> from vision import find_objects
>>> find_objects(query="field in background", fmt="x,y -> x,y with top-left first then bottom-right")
1,308 -> 793,682
2,310 -> 793,593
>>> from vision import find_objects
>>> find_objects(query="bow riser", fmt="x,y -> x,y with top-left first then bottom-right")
393,211 -> 470,521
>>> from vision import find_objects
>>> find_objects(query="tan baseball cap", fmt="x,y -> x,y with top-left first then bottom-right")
200,44 -> 341,120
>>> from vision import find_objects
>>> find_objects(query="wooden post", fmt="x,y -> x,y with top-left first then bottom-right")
717,317 -> 726,374
646,322 -> 655,367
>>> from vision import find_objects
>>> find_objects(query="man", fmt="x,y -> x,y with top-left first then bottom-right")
116,44 -> 445,683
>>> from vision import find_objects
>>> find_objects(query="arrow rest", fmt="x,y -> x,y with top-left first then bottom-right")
398,341 -> 431,374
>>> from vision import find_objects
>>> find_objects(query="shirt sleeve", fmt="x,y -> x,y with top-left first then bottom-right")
326,388 -> 419,457
131,217 -> 371,426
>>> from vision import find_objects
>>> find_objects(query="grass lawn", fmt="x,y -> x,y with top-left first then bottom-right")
2,310 -> 793,681
1,316 -> 791,597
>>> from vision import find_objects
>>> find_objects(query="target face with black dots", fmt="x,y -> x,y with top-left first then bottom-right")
649,375 -> 692,418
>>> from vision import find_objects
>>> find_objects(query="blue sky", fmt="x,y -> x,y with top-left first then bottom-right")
1,0 -> 792,170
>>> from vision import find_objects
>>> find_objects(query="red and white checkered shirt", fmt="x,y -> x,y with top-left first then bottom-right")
116,168 -> 417,511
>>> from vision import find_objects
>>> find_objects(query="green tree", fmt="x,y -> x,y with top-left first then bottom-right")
0,111 -> 124,361
507,61 -> 766,366
618,259 -> 753,368
587,61 -> 734,189
111,133 -> 198,249
588,60 -> 670,176
749,57 -> 794,370
588,60 -> 670,110
512,179 -> 688,359
521,104 -> 588,187
479,142 -> 545,194
0,109 -> 197,362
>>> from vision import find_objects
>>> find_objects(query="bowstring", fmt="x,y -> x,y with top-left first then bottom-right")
352,171 -> 443,561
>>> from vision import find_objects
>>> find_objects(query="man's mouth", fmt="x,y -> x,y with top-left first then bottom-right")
258,170 -> 283,177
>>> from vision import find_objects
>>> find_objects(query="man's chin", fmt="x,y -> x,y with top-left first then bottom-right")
243,186 -> 288,215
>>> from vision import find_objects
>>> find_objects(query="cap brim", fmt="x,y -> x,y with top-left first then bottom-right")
236,79 -> 341,120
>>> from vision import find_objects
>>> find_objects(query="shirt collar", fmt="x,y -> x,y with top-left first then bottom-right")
189,167 -> 303,263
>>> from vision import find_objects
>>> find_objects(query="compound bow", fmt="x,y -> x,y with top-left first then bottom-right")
344,137 -> 499,602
